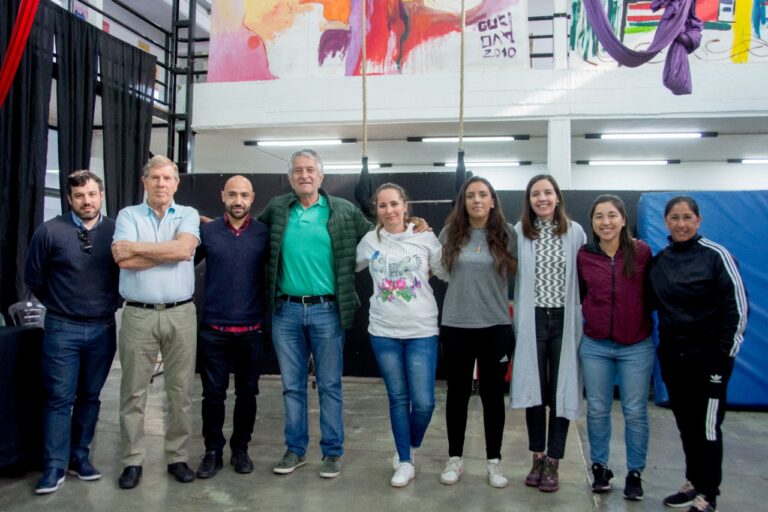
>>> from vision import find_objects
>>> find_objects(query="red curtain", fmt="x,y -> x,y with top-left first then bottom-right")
0,0 -> 41,109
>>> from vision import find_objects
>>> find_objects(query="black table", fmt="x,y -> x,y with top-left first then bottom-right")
0,326 -> 43,475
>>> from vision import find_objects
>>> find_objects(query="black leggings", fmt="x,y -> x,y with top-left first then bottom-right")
441,324 -> 514,460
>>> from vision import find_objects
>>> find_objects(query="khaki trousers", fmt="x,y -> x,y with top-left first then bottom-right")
118,302 -> 196,466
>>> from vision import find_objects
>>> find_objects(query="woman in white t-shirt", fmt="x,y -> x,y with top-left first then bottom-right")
356,183 -> 445,488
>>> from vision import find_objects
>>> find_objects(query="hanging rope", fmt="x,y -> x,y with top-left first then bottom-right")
361,0 -> 368,158
454,0 -> 468,195
458,0 -> 465,152
354,0 -> 374,218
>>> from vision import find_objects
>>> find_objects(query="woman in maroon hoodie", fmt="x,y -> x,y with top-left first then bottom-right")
577,195 -> 653,501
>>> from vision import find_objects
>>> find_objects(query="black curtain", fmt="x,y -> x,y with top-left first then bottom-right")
54,7 -> 99,212
100,33 -> 156,217
0,0 -> 55,318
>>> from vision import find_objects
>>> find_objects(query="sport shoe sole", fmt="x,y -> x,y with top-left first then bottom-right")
35,476 -> 65,495
273,458 -> 307,475
664,491 -> 697,508
67,468 -> 102,481
319,467 -> 341,478
489,476 -> 509,488
664,498 -> 696,508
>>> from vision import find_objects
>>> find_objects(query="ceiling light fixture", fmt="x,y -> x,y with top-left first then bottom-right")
727,158 -> 768,164
244,138 -> 356,147
324,163 -> 388,170
408,135 -> 530,143
435,161 -> 531,167
585,132 -> 717,140
576,160 -> 681,166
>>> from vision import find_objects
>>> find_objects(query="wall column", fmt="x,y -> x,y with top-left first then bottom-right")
552,0 -> 568,69
548,117 -> 572,188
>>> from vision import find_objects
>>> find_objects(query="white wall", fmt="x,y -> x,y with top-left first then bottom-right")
192,65 -> 768,129
189,0 -> 768,193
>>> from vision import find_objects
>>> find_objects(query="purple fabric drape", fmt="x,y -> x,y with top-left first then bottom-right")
582,0 -> 703,95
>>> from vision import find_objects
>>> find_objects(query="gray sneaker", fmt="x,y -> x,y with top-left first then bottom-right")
273,451 -> 307,475
319,456 -> 341,478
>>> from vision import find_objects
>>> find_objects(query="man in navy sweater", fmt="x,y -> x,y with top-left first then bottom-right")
194,175 -> 269,478
24,170 -> 121,494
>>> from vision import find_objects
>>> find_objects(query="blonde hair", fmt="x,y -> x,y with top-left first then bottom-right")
143,155 -> 179,180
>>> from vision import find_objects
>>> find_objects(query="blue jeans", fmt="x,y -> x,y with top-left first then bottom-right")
272,299 -> 345,457
41,314 -> 116,469
370,335 -> 438,463
579,335 -> 655,472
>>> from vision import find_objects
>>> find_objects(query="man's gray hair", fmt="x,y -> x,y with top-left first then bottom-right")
143,155 -> 180,180
288,149 -> 324,176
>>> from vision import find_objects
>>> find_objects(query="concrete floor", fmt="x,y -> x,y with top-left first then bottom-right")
1,366 -> 766,512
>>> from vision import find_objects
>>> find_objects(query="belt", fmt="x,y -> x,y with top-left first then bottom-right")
126,298 -> 193,311
278,294 -> 335,305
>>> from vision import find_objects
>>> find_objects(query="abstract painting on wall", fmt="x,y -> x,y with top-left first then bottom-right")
208,0 -> 529,82
570,0 -> 768,66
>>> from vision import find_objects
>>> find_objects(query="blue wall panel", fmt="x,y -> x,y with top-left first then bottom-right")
638,191 -> 768,408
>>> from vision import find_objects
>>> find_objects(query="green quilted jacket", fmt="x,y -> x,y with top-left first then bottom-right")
258,189 -> 372,329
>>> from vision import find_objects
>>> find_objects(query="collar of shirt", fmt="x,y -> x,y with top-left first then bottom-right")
291,192 -> 327,212
71,211 -> 103,230
535,218 -> 556,232
143,199 -> 177,218
224,212 -> 251,236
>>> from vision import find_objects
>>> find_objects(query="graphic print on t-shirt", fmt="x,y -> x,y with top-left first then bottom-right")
369,250 -> 423,302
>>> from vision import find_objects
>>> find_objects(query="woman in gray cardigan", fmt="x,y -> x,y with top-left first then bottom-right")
510,174 -> 586,493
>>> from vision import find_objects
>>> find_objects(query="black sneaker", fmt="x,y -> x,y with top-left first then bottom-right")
624,470 -> 644,501
664,481 -> 698,508
591,463 -> 613,493
68,457 -> 102,481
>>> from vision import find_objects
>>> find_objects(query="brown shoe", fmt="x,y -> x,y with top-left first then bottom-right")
539,456 -> 559,492
525,453 -> 546,487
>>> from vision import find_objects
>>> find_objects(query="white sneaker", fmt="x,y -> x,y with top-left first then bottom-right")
392,448 -> 415,470
487,458 -> 509,488
440,456 -> 464,485
390,462 -> 415,488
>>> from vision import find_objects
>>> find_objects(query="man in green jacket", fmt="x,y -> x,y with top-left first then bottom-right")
259,149 -> 371,479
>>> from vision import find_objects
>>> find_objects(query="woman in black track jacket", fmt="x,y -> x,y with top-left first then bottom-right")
648,195 -> 748,512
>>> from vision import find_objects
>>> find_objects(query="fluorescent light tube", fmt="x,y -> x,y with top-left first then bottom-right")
586,132 -> 716,140
578,160 -> 676,166
443,161 -> 523,167
244,139 -> 355,147
324,163 -> 381,170
741,159 -> 768,164
422,136 -> 517,143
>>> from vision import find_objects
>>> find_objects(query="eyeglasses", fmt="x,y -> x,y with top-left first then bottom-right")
77,229 -> 93,254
